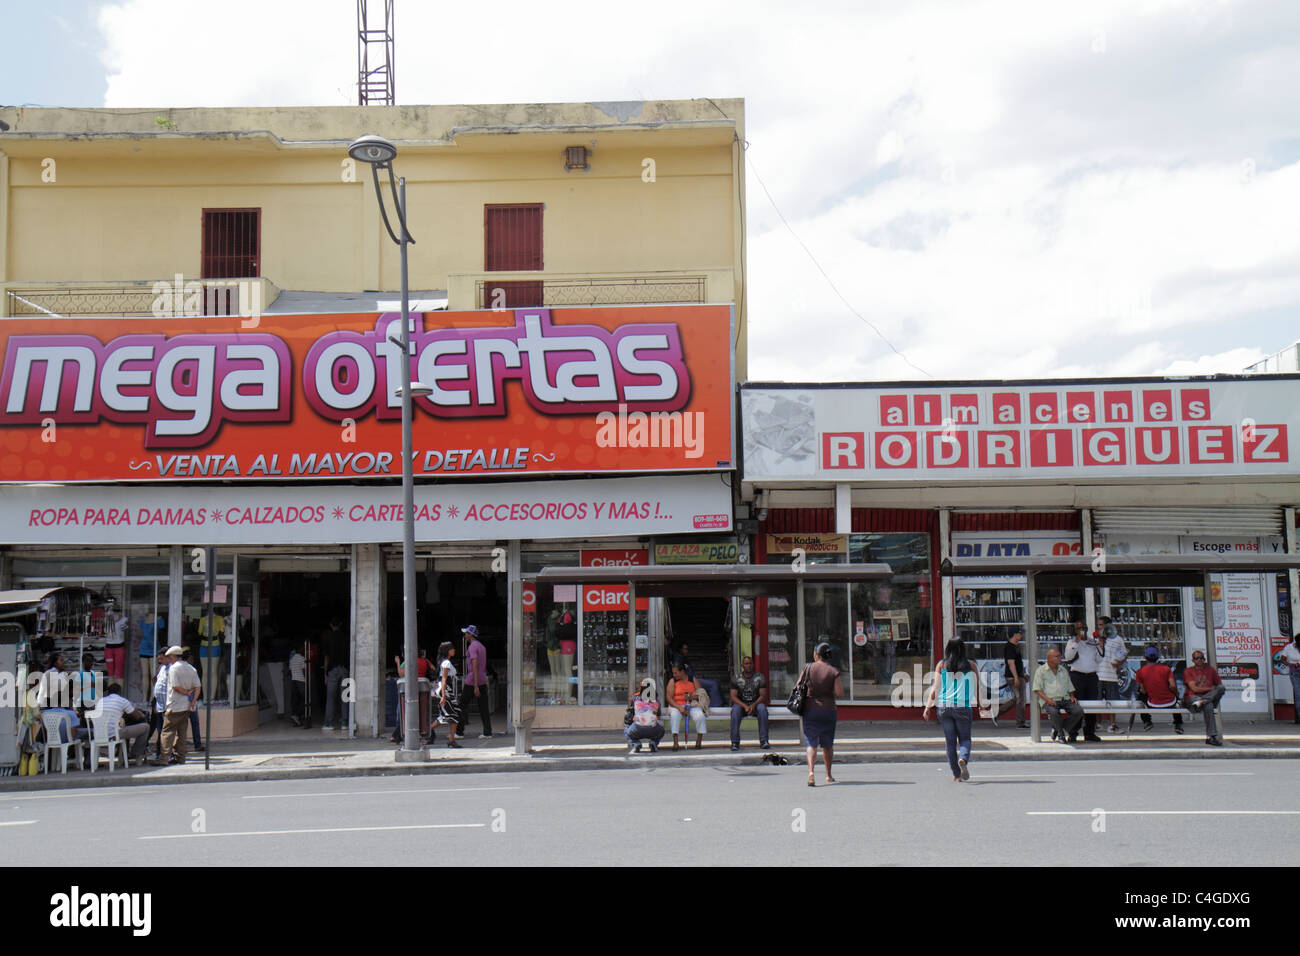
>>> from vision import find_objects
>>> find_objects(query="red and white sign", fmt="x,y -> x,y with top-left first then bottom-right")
581,549 -> 649,612
742,381 -> 1296,483
0,305 -> 734,482
0,474 -> 732,545
1215,628 -> 1264,658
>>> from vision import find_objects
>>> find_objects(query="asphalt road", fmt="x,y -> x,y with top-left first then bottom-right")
2,758 -> 1296,866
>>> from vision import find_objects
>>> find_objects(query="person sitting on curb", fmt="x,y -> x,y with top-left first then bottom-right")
729,656 -> 769,751
1032,647 -> 1082,743
1134,646 -> 1183,734
1182,650 -> 1225,746
625,678 -> 665,754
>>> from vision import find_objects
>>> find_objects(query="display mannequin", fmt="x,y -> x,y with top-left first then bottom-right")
557,604 -> 577,701
139,613 -> 162,703
198,613 -> 226,699
104,610 -> 127,681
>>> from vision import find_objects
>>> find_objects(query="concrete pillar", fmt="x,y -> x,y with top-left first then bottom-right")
352,543 -> 387,737
168,546 -> 183,648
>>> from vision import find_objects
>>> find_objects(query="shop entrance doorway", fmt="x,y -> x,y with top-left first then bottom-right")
259,571 -> 350,728
665,597 -> 732,706
384,569 -> 507,734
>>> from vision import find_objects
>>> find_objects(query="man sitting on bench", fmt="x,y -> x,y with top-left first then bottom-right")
1032,647 -> 1083,743
1182,650 -> 1225,747
1134,646 -> 1183,734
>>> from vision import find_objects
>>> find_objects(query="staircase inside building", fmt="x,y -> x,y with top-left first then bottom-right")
665,597 -> 732,700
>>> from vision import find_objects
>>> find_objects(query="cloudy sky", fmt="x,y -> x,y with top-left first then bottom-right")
4,0 -> 1298,382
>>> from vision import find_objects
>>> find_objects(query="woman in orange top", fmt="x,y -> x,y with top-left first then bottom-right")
665,664 -> 707,750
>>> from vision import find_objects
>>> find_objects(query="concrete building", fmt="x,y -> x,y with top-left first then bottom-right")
0,100 -> 746,738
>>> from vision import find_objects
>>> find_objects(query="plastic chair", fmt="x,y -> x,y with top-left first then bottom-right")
39,711 -> 85,774
87,715 -> 130,772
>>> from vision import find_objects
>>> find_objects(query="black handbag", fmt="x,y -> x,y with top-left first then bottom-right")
787,666 -> 810,715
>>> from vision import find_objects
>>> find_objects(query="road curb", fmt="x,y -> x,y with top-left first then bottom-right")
2,745 -> 1297,792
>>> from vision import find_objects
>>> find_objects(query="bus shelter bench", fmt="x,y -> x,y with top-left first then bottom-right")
1074,700 -> 1198,718
702,704 -> 801,726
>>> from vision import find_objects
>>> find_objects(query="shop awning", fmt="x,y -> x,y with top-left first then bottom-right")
0,587 -> 68,607
535,562 -> 894,598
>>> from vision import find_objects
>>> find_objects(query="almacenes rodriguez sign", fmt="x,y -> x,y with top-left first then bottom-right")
0,305 -> 733,482
742,379 -> 1296,482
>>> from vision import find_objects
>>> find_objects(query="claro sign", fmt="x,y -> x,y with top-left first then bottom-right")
0,305 -> 733,482
742,380 -> 1297,482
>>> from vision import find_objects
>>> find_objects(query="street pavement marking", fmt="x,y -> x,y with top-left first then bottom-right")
241,786 -> 521,800
980,771 -> 1253,778
141,823 -> 485,839
3,788 -> 164,801
1027,810 -> 1300,816
0,820 -> 37,826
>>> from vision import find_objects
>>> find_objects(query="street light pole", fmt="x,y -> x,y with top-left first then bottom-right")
347,134 -> 427,758
396,176 -> 420,754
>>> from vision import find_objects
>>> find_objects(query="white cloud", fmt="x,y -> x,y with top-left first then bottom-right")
89,0 -> 1300,381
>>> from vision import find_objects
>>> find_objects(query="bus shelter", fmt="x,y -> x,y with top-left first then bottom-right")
940,553 -> 1300,742
516,563 -> 894,753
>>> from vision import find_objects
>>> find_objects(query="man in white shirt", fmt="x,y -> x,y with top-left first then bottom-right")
90,683 -> 150,765
154,645 -> 200,766
1063,620 -> 1103,743
147,649 -> 174,759
1096,618 -> 1129,734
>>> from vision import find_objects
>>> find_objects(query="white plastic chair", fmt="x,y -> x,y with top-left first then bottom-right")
86,715 -> 130,772
39,711 -> 85,774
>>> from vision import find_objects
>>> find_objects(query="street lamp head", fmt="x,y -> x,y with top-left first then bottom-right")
394,382 -> 434,398
348,134 -> 398,166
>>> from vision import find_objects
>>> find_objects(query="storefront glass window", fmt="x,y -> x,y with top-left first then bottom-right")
126,555 -> 172,577
12,555 -> 124,579
523,551 -> 579,708
764,532 -> 933,703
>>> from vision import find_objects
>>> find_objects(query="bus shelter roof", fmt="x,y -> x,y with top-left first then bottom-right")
535,562 -> 894,598
940,553 -> 1300,590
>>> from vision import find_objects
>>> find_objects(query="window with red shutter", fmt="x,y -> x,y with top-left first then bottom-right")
484,203 -> 544,307
201,209 -> 261,279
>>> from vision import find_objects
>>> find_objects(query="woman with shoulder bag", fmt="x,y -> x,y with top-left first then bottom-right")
801,642 -> 843,787
923,638 -> 978,782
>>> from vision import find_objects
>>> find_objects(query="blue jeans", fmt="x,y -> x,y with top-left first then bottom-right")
1291,671 -> 1300,720
325,666 -> 348,727
730,702 -> 769,745
937,707 -> 972,777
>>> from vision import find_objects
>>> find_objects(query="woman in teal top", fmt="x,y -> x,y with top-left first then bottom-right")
923,638 -> 980,782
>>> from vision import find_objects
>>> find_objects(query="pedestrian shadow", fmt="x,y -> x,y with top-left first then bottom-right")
964,779 -> 1048,786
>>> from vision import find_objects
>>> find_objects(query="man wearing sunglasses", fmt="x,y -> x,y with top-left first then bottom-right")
1182,650 -> 1225,747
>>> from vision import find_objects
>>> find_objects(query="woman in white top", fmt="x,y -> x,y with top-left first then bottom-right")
1281,634 -> 1300,725
435,640 -> 462,748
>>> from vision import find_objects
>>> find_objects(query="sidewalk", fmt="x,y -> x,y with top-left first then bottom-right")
4,719 -> 1298,792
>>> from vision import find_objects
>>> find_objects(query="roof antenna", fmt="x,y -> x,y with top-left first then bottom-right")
357,0 -> 396,105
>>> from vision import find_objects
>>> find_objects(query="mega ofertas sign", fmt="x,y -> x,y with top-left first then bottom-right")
0,305 -> 733,482
742,380 -> 1296,482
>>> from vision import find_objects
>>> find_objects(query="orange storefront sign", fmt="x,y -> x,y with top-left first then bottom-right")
0,305 -> 733,482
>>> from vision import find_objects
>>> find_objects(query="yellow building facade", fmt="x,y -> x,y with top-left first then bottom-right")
0,99 -> 746,374
0,99 -> 746,740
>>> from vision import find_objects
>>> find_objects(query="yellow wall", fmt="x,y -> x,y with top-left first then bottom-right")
0,100 -> 747,372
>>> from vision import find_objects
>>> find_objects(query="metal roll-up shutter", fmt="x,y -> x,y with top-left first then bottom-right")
1092,506 -> 1283,536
